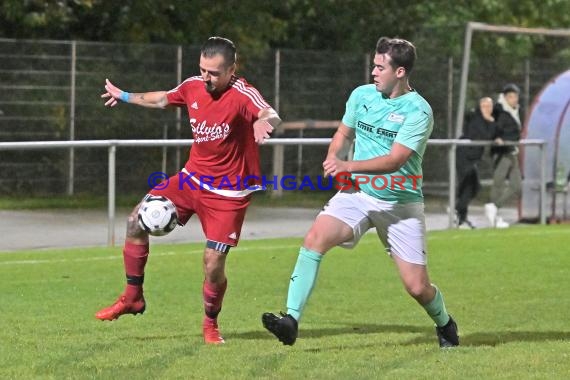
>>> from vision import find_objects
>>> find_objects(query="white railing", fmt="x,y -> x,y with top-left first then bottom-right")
0,138 -> 547,246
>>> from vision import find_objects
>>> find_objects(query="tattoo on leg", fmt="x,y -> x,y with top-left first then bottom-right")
127,207 -> 146,239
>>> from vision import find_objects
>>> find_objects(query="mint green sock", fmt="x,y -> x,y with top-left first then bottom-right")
286,247 -> 323,321
422,285 -> 450,327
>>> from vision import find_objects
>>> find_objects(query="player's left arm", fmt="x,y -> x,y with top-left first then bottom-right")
102,79 -> 170,109
324,108 -> 431,175
253,107 -> 281,144
323,143 -> 413,176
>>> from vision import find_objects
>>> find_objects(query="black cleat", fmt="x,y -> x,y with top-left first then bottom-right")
262,312 -> 298,346
436,315 -> 459,348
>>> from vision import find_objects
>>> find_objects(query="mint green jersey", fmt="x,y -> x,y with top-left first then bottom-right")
341,84 -> 433,203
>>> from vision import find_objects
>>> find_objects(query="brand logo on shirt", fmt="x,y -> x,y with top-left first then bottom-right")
191,101 -> 198,109
357,121 -> 397,140
228,232 -> 237,240
190,118 -> 231,143
357,121 -> 375,133
387,113 -> 405,124
376,127 -> 397,139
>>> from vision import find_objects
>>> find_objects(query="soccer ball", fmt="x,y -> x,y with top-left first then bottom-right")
137,195 -> 179,236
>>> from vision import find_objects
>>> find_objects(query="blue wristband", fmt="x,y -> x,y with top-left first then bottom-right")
119,91 -> 130,102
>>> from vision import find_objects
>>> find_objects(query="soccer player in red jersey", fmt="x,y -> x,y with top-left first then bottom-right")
95,37 -> 281,344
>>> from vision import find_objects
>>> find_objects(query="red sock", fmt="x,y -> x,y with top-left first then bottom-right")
124,284 -> 143,302
123,241 -> 149,301
203,280 -> 227,319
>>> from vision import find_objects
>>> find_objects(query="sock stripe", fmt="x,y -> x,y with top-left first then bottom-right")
299,247 -> 323,261
126,274 -> 144,285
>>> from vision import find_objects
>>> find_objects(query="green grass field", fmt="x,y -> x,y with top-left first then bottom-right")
0,191 -> 336,210
1,226 -> 570,379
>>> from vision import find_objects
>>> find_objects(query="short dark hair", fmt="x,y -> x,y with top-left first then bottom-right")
502,83 -> 520,95
375,37 -> 416,74
201,37 -> 236,67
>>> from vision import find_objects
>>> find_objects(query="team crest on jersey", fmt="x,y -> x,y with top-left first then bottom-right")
190,118 -> 231,143
387,113 -> 405,124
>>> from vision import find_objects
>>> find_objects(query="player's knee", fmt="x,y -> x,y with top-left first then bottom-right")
204,260 -> 224,278
304,219 -> 351,253
303,227 -> 326,251
203,248 -> 227,283
126,205 -> 147,239
404,282 -> 429,301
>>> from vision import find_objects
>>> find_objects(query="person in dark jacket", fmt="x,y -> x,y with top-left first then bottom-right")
484,83 -> 523,228
456,97 -> 497,228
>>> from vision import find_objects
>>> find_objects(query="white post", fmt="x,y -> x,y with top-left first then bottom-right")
448,142 -> 457,228
107,144 -> 116,247
540,142 -> 547,224
67,40 -> 77,195
455,22 -> 474,138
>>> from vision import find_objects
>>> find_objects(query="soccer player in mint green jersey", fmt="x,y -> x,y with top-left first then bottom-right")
262,37 -> 459,348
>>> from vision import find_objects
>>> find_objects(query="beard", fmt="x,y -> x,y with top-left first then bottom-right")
204,81 -> 216,94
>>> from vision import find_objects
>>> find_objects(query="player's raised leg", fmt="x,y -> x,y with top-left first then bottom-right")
262,214 -> 354,345
392,254 -> 459,348
95,204 -> 148,321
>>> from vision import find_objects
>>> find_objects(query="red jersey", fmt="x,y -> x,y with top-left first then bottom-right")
166,75 -> 270,191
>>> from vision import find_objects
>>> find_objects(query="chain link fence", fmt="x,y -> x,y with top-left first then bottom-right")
0,38 -> 566,197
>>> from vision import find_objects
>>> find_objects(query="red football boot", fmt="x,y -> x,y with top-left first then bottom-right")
203,317 -> 225,344
95,295 -> 146,321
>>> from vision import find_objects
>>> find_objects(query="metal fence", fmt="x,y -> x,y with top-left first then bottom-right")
0,38 -> 566,196
0,138 -> 547,246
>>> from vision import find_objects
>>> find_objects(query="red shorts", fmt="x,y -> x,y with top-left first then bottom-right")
149,172 -> 251,246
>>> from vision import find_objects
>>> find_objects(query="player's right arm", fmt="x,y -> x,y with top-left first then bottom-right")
101,79 -> 169,109
326,123 -> 354,161
323,123 -> 354,176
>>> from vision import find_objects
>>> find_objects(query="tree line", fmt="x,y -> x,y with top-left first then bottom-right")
1,0 -> 570,58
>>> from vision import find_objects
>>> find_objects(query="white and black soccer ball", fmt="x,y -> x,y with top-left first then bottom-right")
137,195 -> 178,236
